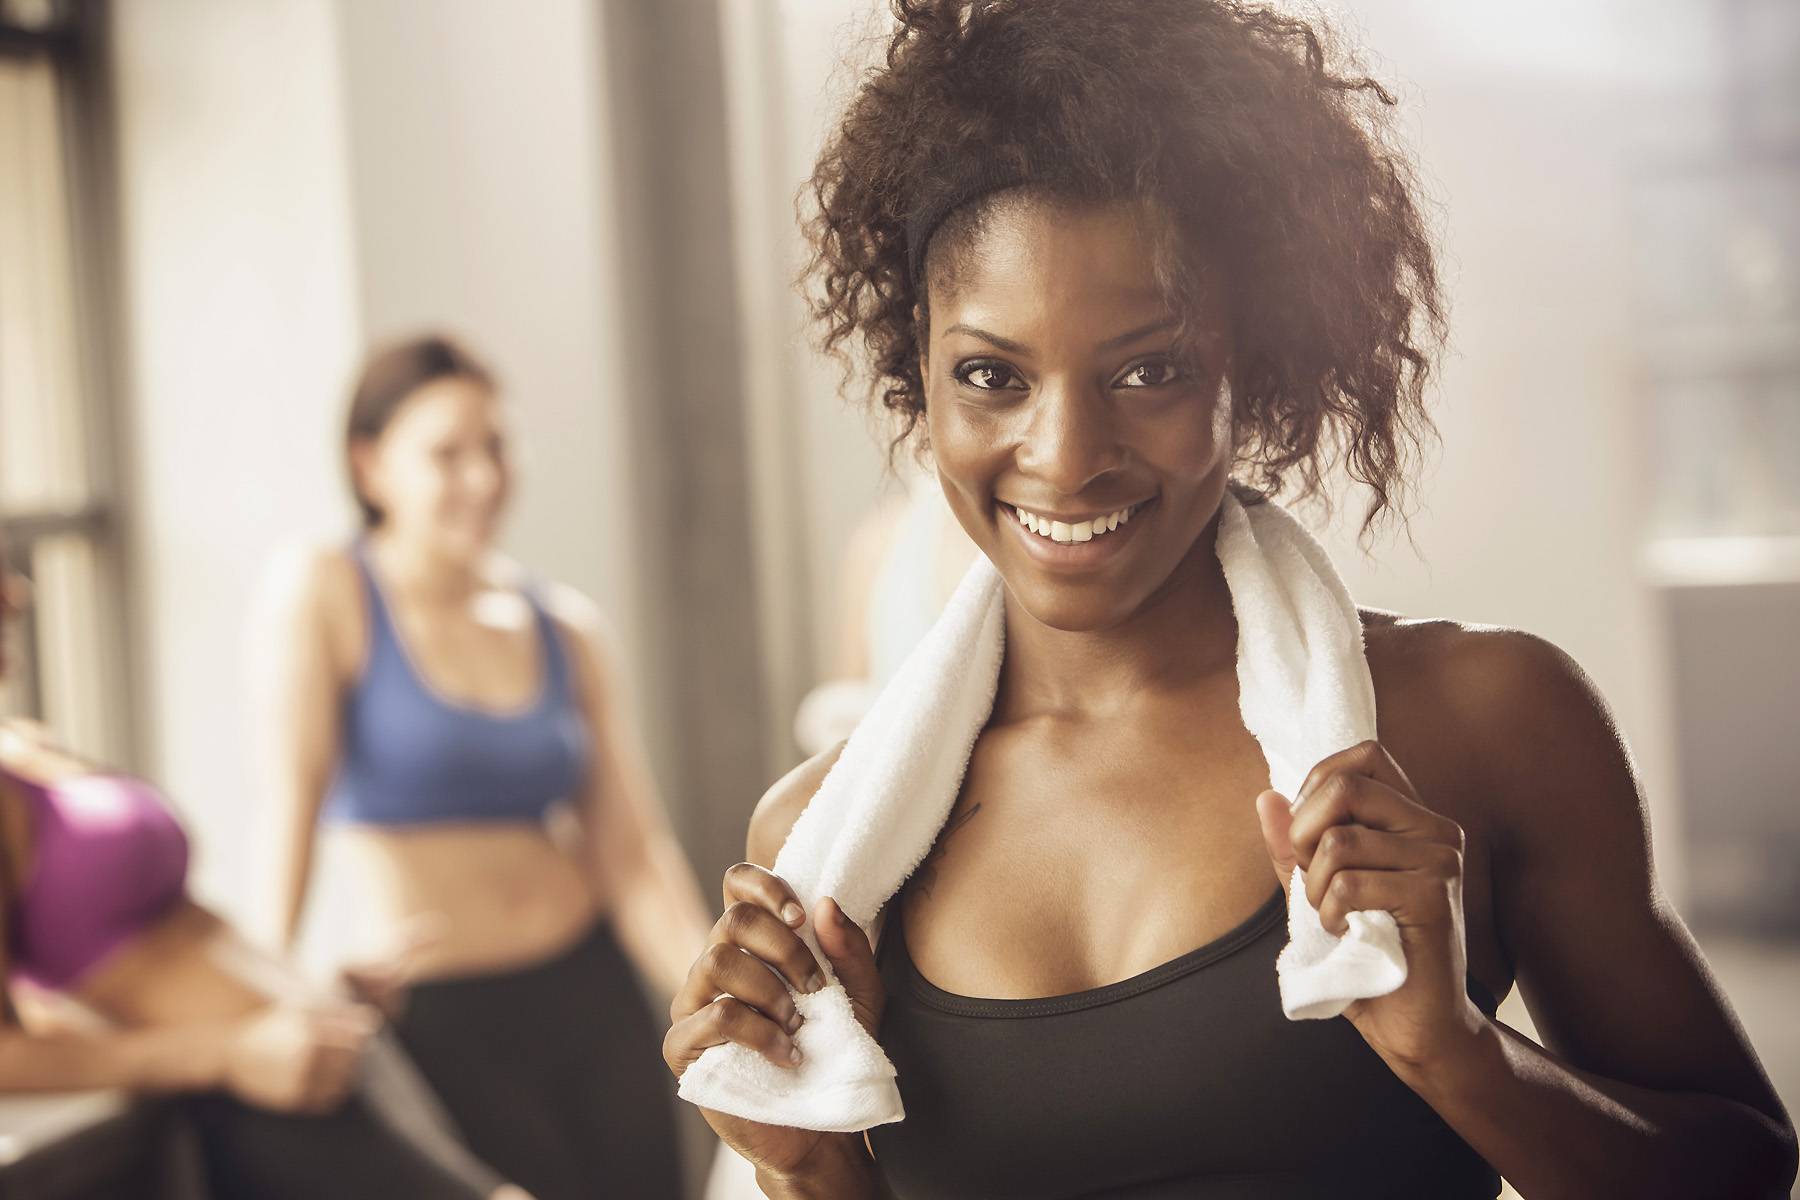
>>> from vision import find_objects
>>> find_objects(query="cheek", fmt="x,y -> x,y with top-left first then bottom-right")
927,403 -> 1010,500
1142,380 -> 1233,478
390,458 -> 454,511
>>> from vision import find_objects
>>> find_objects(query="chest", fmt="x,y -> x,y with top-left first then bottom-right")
899,678 -> 1286,999
381,592 -> 547,713
893,661 -> 1511,1004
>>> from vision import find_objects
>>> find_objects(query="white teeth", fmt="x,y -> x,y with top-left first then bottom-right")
1003,501 -> 1143,545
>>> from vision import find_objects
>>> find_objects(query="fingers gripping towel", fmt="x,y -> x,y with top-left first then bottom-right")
676,489 -> 1407,1132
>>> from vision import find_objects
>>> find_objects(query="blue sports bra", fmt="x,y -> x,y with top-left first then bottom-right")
323,542 -> 591,826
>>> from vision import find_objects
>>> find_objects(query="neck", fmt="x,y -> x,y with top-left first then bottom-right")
993,506 -> 1237,723
367,529 -> 482,606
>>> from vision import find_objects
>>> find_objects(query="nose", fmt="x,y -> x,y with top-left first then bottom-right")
1015,376 -> 1125,499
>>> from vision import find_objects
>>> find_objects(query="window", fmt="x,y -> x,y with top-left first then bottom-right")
0,0 -> 128,763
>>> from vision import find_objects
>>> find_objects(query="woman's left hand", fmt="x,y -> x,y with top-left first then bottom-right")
1254,739 -> 1488,1073
335,913 -> 447,1018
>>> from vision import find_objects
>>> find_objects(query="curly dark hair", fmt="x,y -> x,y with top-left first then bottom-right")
802,0 -> 1446,537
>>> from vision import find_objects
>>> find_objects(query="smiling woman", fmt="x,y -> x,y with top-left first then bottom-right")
661,2 -> 1799,1199
808,1 -> 1444,545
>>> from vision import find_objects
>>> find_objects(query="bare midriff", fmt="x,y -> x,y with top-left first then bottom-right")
329,819 -> 602,981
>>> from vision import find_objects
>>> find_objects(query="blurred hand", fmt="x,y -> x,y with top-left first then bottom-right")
336,912 -> 448,1018
222,1002 -> 377,1113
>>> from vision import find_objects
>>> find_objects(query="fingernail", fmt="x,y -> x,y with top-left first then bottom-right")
806,972 -> 824,993
785,1010 -> 803,1033
788,1043 -> 804,1065
781,902 -> 804,926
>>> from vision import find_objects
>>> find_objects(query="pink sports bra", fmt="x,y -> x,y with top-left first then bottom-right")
2,766 -> 190,991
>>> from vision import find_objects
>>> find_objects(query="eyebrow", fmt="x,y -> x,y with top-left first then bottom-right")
942,317 -> 1179,356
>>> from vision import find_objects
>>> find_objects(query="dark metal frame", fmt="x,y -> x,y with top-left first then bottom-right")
0,0 -> 133,760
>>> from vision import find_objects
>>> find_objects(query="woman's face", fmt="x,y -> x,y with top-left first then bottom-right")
354,376 -> 512,562
921,194 -> 1235,631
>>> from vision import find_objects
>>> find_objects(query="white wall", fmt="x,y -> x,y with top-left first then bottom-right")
332,0 -> 646,696
110,0 -> 362,914
1313,0 -> 1716,904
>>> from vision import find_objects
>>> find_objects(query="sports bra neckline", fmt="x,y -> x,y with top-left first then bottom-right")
887,885 -> 1287,1019
886,885 -> 1504,1019
354,540 -> 553,723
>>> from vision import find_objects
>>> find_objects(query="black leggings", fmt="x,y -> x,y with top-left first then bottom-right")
186,1029 -> 506,1199
391,918 -> 684,1200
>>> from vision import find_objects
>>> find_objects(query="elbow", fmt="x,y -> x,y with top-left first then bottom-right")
1704,1107 -> 1797,1200
1768,1114 -> 1799,1199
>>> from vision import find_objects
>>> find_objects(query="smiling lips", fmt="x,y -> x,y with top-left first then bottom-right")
1004,500 -> 1148,545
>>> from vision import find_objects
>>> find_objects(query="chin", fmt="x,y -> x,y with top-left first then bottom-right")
432,528 -> 491,562
1010,573 -> 1146,634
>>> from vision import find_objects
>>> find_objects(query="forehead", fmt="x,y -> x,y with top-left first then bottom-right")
928,193 -> 1182,333
384,376 -> 500,438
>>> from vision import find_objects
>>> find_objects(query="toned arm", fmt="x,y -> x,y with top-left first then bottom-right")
1403,630 -> 1796,1199
555,588 -> 711,998
247,545 -> 354,950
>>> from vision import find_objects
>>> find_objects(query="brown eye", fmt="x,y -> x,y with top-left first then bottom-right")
955,361 -> 1024,391
1117,359 -> 1182,388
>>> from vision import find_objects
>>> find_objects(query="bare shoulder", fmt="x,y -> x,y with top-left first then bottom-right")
256,539 -> 363,667
540,579 -> 612,651
262,539 -> 359,615
539,578 -> 607,637
1362,610 -> 1623,758
1360,609 -> 1643,859
745,741 -> 849,869
537,579 -> 626,691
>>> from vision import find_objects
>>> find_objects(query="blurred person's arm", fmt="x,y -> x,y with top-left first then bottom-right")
0,1005 -> 230,1094
554,590 -> 711,998
248,545 -> 352,951
0,1003 -> 373,1112
0,910 -> 371,1111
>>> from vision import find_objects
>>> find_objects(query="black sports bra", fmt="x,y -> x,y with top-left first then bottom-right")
869,888 -> 1502,1199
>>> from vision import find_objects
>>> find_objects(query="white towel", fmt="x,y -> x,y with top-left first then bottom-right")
677,489 -> 1408,1132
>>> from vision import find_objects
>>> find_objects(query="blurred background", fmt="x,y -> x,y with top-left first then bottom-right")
0,0 -> 1795,1196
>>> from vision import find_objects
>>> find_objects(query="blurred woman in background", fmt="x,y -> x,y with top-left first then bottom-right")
258,333 -> 708,1200
0,542 -> 524,1199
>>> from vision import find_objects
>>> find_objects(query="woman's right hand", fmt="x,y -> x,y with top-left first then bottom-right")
221,1002 -> 378,1113
663,863 -> 886,1189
